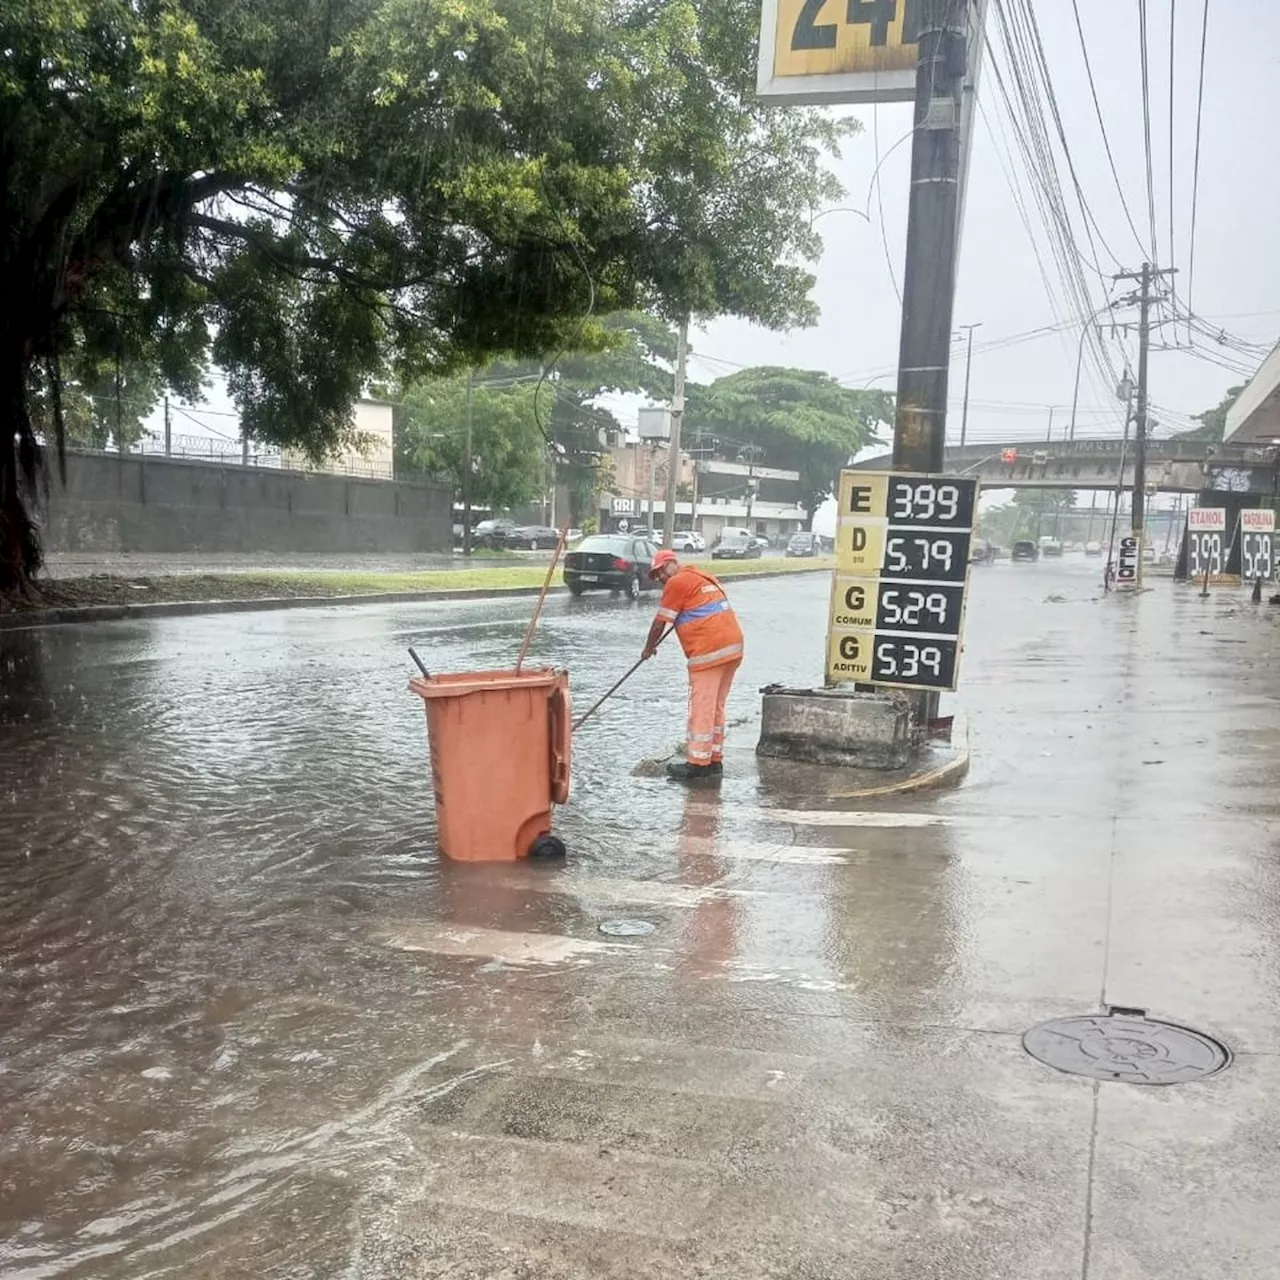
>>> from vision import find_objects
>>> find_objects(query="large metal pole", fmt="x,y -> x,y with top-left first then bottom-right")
892,0 -> 969,474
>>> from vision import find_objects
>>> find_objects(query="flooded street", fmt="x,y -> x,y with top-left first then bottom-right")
4,561 -> 1280,1278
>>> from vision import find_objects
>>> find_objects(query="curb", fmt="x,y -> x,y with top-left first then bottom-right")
828,712 -> 971,799
0,564 -> 830,632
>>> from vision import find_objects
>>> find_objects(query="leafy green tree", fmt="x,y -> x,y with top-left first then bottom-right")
1,0 -> 853,590
1179,385 -> 1245,442
397,377 -> 547,514
685,368 -> 893,517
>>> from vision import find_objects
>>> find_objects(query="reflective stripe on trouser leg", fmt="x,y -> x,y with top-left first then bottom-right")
686,665 -> 722,765
709,659 -> 740,763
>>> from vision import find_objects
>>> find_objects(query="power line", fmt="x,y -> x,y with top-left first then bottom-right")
1138,0 -> 1161,258
1167,0 -> 1178,320
1186,0 -> 1211,341
1069,0 -> 1150,258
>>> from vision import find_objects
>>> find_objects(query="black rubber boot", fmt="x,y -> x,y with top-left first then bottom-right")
666,761 -> 717,781
706,761 -> 724,775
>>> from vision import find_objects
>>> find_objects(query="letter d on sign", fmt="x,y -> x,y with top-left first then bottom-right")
850,527 -> 868,552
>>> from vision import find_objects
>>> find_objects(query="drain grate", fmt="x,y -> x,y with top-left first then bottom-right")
1023,1008 -> 1230,1085
598,919 -> 655,937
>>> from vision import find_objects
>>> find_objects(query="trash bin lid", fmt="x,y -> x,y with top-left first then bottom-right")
409,668 -> 564,700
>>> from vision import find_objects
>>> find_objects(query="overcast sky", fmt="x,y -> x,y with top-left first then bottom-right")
164,0 -> 1279,458
696,0 -> 1280,448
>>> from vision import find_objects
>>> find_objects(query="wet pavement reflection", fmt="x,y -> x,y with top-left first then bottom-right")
4,558 -> 1280,1277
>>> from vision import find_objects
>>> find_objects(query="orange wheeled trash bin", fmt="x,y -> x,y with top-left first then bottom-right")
409,668 -> 572,861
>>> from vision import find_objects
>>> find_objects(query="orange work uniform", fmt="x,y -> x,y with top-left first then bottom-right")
655,567 -> 744,766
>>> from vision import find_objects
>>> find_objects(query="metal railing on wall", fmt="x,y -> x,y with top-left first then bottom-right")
77,433 -> 395,481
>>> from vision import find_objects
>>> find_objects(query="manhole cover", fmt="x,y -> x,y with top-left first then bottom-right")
1023,1009 -> 1230,1085
598,919 -> 655,937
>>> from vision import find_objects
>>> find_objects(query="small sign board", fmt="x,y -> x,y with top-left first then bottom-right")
757,0 -> 924,103
1113,533 -> 1141,590
827,471 -> 978,691
1240,508 -> 1276,583
1186,507 -> 1231,584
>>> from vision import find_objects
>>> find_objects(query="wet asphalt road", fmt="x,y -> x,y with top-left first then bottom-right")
3,558 -> 1280,1277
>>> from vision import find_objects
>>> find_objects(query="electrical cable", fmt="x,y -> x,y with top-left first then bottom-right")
1138,0 -> 1161,259
1069,0 -> 1150,259
1186,0 -> 1211,343
1167,0 -> 1178,302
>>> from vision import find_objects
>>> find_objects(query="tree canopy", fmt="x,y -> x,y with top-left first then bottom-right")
685,367 -> 893,516
1,0 -> 854,588
1179,384 -> 1245,443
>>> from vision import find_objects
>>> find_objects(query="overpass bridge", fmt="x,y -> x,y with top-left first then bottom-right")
852,437 -> 1280,496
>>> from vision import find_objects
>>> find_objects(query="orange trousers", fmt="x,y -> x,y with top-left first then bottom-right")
686,659 -> 741,765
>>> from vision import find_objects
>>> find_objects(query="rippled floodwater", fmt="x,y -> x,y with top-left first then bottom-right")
1,578 -> 839,1277
5,560 -> 1270,1278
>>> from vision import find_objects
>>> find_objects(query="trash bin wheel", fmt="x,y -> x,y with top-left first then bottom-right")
529,834 -> 567,860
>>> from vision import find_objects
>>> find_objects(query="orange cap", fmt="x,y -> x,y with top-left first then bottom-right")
649,548 -> 678,578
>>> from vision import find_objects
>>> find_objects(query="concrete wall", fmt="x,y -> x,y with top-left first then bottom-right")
41,451 -> 451,554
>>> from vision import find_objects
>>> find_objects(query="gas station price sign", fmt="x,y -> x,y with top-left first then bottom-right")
827,472 -> 979,691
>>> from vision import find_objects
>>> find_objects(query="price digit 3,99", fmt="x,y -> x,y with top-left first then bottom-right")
887,476 -> 975,528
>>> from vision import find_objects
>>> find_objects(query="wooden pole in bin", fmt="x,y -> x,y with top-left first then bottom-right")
515,520 -> 572,673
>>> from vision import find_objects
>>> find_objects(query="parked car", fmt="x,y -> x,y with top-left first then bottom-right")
1084,540 -> 1103,557
671,530 -> 705,553
786,531 -> 821,558
473,518 -> 516,549
969,537 -> 996,564
508,524 -> 561,550
1012,539 -> 1040,562
563,535 -> 658,599
711,528 -> 763,560
754,534 -> 771,550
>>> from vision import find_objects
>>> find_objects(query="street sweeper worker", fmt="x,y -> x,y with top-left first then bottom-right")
641,549 -> 744,781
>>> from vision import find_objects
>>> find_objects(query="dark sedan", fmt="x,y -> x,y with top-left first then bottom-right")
786,531 -> 820,558
508,524 -> 561,550
563,535 -> 658,599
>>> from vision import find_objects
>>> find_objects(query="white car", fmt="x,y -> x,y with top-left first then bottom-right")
671,531 -> 705,553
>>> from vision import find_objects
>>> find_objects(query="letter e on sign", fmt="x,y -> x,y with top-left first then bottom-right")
848,485 -> 872,514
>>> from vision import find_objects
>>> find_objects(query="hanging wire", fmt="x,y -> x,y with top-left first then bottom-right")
1185,0 -> 1211,344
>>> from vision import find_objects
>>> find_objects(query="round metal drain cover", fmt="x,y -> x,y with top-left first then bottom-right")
598,919 -> 655,937
1024,1011 -> 1230,1085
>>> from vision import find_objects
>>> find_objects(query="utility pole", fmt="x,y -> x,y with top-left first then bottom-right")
663,318 -> 689,548
1114,263 -> 1176,553
646,445 -> 657,531
462,373 -> 474,556
892,0 -> 969,474
163,394 -> 172,456
957,322 -> 980,448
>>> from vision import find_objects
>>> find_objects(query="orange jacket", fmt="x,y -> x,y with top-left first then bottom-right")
655,566 -> 744,670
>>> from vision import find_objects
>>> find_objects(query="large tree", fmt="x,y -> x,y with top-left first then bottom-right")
397,376 -> 548,513
1,0 -> 852,589
1179,384 -> 1246,442
685,367 -> 893,517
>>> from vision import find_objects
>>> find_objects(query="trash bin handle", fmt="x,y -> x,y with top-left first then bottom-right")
549,682 -> 572,805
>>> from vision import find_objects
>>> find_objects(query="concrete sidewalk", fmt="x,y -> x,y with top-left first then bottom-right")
376,577 -> 1280,1278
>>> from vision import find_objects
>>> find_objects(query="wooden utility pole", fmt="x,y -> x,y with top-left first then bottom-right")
892,0 -> 970,473
1114,263 -> 1176,548
663,318 -> 689,548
